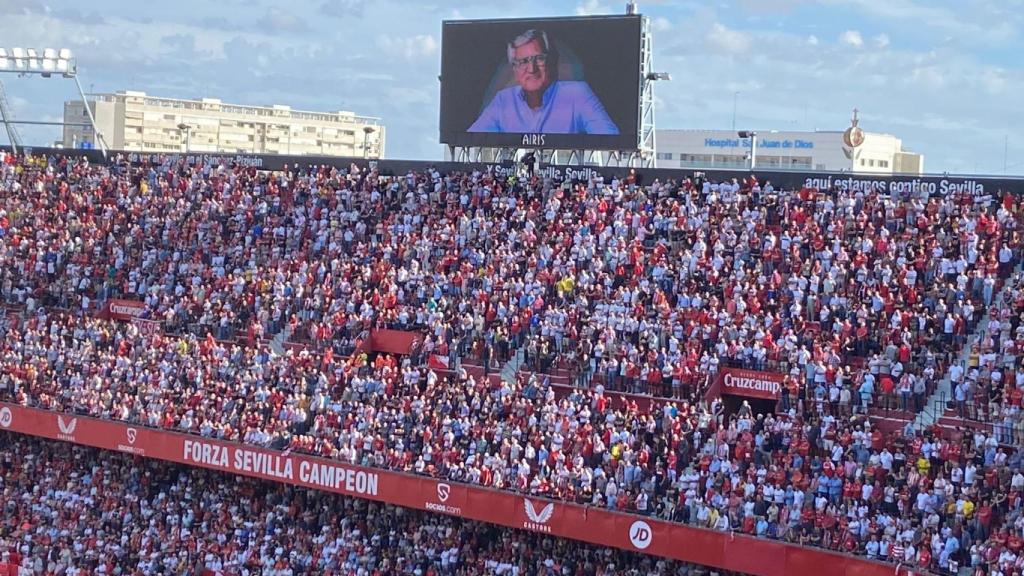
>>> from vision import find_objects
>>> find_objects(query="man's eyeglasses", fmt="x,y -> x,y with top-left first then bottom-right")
512,54 -> 548,69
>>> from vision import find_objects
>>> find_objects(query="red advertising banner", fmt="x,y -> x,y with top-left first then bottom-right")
718,367 -> 786,400
427,354 -> 451,371
107,298 -> 147,321
368,329 -> 423,355
0,402 -> 901,576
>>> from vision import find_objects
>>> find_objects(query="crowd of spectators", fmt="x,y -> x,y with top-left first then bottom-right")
2,151 -> 1020,411
4,151 -> 1024,575
939,270 -> 1024,444
7,310 -> 1024,574
576,179 -> 1020,407
0,434 -> 699,575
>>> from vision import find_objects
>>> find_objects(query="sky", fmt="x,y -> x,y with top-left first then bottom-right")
0,0 -> 1021,174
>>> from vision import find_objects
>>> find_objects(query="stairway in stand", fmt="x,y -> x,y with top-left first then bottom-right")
914,263 -> 1023,440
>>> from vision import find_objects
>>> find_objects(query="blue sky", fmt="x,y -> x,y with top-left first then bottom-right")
1,0 -> 1021,174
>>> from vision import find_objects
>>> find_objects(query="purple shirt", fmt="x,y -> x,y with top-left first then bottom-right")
468,80 -> 619,135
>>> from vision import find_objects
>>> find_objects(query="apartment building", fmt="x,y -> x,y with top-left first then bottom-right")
63,90 -> 384,158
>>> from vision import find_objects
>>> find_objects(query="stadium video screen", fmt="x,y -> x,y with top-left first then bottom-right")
440,15 -> 642,151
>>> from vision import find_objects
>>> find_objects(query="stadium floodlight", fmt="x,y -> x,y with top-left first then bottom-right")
25,49 -> 39,70
41,48 -> 57,76
645,72 -> 671,81
12,47 -> 25,70
0,47 -> 104,158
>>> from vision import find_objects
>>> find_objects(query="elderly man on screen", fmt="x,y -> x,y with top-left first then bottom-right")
468,29 -> 620,135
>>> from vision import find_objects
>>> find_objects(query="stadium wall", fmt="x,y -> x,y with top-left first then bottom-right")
0,402 -> 918,576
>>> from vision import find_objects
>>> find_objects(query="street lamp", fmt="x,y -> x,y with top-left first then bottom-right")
362,126 -> 376,159
177,123 -> 190,153
738,130 -> 757,170
0,47 -> 107,158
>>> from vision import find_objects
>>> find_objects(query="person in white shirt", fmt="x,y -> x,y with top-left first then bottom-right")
880,448 -> 894,472
1011,470 -> 1024,490
964,462 -> 978,486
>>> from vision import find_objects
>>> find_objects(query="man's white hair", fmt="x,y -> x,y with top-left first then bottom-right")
507,29 -> 550,63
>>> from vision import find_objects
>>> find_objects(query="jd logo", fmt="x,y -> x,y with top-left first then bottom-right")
629,520 -> 653,550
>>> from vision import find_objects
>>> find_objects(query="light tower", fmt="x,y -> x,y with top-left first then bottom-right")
0,47 -> 107,158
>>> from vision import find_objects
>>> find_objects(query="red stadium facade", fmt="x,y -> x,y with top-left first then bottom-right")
0,402 -> 913,576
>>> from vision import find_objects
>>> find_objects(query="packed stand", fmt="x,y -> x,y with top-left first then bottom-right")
6,312 -> 1024,573
938,268 -> 1024,445
0,434 -> 702,575
569,177 -> 1020,412
4,151 -> 1024,574
2,151 -> 1020,414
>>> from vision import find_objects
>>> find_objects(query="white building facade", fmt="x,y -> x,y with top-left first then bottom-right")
654,129 -> 923,174
62,91 -> 384,158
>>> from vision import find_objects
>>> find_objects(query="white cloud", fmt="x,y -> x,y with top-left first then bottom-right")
257,7 -> 308,33
575,0 -> 610,16
376,34 -> 438,60
908,65 -> 945,89
839,30 -> 864,47
6,95 -> 31,116
873,33 -> 890,49
979,67 -> 1007,95
706,22 -> 751,54
738,0 -> 811,12
653,17 -> 673,32
651,8 -> 1024,173
827,0 -> 1017,45
319,0 -> 368,18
